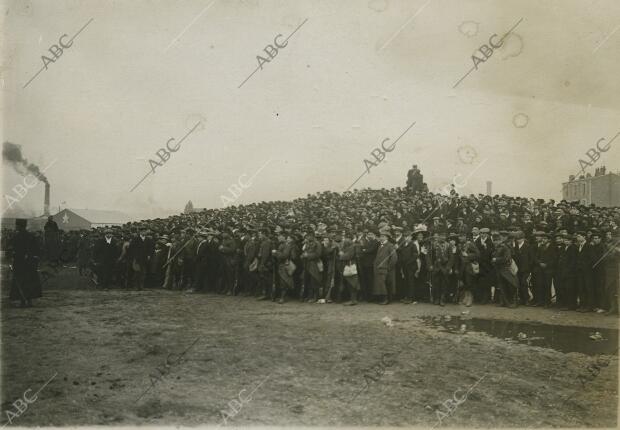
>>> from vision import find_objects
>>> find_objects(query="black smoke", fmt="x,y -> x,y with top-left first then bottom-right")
2,141 -> 48,184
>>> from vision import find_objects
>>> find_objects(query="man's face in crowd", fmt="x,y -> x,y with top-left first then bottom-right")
471,227 -> 479,237
367,232 -> 376,241
592,235 -> 601,245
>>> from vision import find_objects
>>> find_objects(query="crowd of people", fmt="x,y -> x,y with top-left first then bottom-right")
4,171 -> 620,313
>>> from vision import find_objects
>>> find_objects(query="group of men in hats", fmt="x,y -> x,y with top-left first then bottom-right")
6,180 -> 620,313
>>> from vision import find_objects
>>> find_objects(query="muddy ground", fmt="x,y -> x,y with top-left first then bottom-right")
1,266 -> 618,427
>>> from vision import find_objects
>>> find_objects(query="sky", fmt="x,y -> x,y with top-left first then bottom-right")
2,0 -> 620,220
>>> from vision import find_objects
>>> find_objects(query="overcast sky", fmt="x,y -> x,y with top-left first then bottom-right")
2,0 -> 620,219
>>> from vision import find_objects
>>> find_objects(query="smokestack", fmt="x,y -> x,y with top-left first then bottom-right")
486,181 -> 492,196
44,183 -> 50,216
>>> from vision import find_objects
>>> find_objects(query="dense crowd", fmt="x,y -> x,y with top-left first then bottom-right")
4,174 -> 620,313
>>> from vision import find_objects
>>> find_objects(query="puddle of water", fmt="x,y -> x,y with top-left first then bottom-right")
422,316 -> 618,356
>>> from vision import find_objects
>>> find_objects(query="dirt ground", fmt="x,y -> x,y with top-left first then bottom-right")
1,266 -> 618,427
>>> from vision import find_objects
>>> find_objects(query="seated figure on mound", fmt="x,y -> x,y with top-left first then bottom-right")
406,164 -> 424,193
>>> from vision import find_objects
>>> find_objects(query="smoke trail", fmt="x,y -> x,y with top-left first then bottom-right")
2,141 -> 49,184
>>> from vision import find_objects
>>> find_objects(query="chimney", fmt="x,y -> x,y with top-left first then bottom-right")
44,183 -> 50,216
486,181 -> 492,196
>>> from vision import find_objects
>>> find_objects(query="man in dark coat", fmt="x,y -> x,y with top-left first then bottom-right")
181,228 -> 199,290
191,231 -> 209,292
532,233 -> 556,307
219,232 -> 237,295
43,216 -> 61,264
428,232 -> 453,306
601,232 -> 620,315
373,230 -> 398,304
127,228 -> 154,290
399,229 -> 419,304
242,231 -> 259,296
257,228 -> 274,300
589,231 -> 606,311
9,219 -> 42,307
300,231 -> 322,302
93,229 -> 119,289
475,227 -> 494,304
513,230 -> 535,305
358,229 -> 378,302
574,231 -> 593,312
393,226 -> 406,299
491,233 -> 519,307
556,233 -> 577,310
